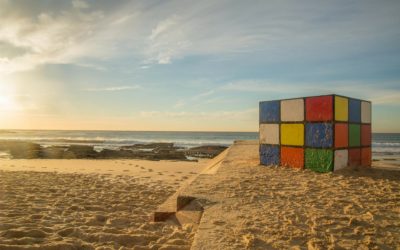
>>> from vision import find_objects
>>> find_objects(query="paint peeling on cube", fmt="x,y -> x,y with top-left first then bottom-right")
281,147 -> 304,169
259,124 -> 279,144
334,150 -> 348,171
258,94 -> 371,173
306,96 -> 333,121
306,123 -> 333,148
305,148 -> 333,173
259,144 -> 280,165
281,99 -> 304,121
259,101 -> 280,123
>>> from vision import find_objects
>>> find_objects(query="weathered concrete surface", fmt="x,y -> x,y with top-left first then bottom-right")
182,141 -> 400,249
152,148 -> 230,225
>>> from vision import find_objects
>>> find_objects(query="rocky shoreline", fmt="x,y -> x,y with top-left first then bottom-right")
0,141 -> 227,161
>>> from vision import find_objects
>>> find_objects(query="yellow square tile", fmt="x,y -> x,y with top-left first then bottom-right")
281,124 -> 304,146
335,96 -> 348,121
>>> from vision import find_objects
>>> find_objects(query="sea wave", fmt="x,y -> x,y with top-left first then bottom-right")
0,137 -> 234,148
372,142 -> 400,147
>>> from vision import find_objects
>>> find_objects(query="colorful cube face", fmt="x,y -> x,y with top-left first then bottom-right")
259,94 -> 371,172
281,124 -> 304,146
260,145 -> 280,165
281,147 -> 304,169
259,101 -> 280,123
306,96 -> 333,121
281,99 -> 304,121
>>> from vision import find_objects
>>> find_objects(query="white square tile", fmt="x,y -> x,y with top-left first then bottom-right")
361,101 -> 371,123
281,99 -> 304,121
259,124 -> 279,144
334,149 -> 348,171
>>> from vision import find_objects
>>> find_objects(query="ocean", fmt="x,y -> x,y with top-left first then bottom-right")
0,130 -> 399,157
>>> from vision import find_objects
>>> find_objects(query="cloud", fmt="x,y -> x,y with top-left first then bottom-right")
220,79 -> 400,105
0,5 -> 105,74
72,0 -> 89,9
1,0 -> 399,71
140,108 -> 257,121
84,85 -> 141,92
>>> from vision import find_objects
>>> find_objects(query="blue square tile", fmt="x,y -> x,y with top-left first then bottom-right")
260,144 -> 280,165
349,99 -> 361,123
306,123 -> 333,148
259,101 -> 280,123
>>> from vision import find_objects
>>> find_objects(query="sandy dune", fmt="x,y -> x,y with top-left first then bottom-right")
0,159 -> 208,249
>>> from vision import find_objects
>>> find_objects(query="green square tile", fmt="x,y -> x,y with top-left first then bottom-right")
305,149 -> 333,173
349,124 -> 361,147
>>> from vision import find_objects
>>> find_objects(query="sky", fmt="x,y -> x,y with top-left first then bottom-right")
0,0 -> 399,132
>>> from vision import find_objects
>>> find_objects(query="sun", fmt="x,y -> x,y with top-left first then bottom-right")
0,95 -> 16,111
0,81 -> 18,114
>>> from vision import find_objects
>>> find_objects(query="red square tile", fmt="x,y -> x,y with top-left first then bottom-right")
335,123 -> 348,148
281,147 -> 304,169
348,148 -> 361,166
361,125 -> 371,146
306,95 -> 333,121
361,147 -> 371,166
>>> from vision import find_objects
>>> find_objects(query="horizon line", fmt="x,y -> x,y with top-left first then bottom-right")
0,128 -> 399,134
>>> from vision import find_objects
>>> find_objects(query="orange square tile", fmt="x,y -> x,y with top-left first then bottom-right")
361,125 -> 371,146
361,147 -> 371,167
335,123 -> 348,148
281,147 -> 304,169
348,148 -> 361,166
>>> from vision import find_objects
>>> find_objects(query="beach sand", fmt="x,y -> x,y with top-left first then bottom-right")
182,142 -> 400,249
0,159 -> 209,249
1,147 -> 400,250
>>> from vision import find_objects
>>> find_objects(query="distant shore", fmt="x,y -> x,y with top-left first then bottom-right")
0,140 -> 227,161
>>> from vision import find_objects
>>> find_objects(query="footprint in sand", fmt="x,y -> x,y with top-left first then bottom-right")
158,172 -> 163,175
123,169 -> 130,172
169,174 -> 175,177
129,163 -> 133,166
140,166 -> 145,169
189,172 -> 196,174
176,171 -> 182,174
135,165 -> 139,167
148,169 -> 153,172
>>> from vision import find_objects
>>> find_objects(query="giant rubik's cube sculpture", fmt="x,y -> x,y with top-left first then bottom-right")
259,95 -> 371,172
